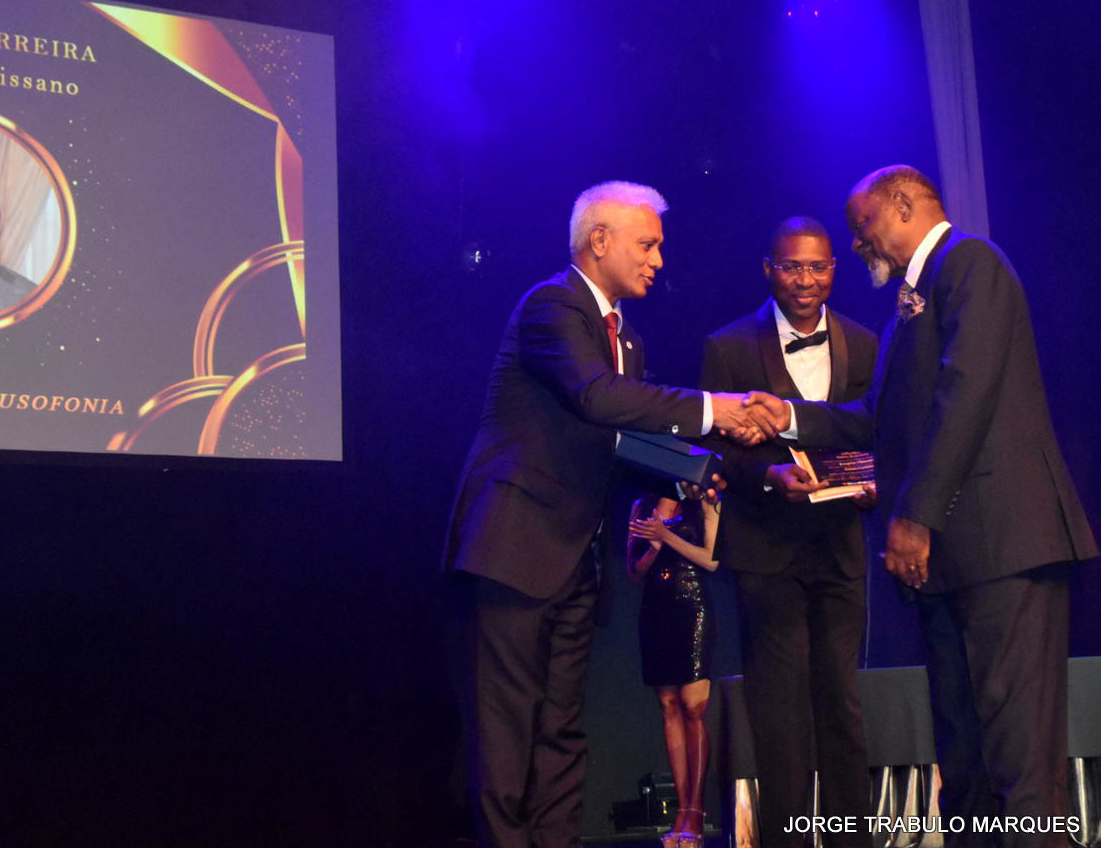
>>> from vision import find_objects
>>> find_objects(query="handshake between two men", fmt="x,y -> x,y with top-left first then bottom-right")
689,390 -> 797,501
708,390 -> 928,590
710,390 -> 790,445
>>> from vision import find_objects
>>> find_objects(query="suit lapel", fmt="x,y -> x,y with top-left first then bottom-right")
825,307 -> 848,403
873,227 -> 954,416
620,322 -> 643,378
756,302 -> 801,399
566,266 -> 616,372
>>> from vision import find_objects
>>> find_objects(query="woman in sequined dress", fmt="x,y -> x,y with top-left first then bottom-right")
627,494 -> 719,848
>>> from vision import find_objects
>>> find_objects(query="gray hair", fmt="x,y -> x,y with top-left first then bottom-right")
569,181 -> 668,256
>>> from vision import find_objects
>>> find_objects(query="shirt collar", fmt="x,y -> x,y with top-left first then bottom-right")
905,220 -> 952,287
772,299 -> 826,340
571,263 -> 622,331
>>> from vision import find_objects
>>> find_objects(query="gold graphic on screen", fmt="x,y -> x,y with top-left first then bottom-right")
91,5 -> 309,456
0,116 -> 77,328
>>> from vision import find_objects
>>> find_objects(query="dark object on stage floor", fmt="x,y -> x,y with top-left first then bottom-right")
610,772 -> 678,831
615,431 -> 722,488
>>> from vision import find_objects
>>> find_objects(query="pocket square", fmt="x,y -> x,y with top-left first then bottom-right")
896,284 -> 926,322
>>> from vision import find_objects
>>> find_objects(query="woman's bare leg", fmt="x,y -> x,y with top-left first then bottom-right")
657,685 -> 689,833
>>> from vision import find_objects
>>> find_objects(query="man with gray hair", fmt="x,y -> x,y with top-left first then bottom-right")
444,181 -> 769,848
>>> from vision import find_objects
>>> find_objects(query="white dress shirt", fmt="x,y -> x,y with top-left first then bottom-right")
768,303 -> 830,486
773,301 -> 831,403
905,220 -> 952,287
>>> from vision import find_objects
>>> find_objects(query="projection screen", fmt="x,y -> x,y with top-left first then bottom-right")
0,0 -> 341,460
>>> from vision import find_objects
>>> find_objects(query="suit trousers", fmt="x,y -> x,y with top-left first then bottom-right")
454,554 -> 598,848
734,540 -> 871,848
915,563 -> 1069,848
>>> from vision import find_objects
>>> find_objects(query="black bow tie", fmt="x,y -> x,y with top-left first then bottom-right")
785,329 -> 829,354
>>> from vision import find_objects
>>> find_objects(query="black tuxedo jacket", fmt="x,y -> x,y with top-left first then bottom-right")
794,228 -> 1098,591
700,302 -> 878,576
443,267 -> 706,600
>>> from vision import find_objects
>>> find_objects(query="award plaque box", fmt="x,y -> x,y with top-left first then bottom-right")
614,430 -> 723,487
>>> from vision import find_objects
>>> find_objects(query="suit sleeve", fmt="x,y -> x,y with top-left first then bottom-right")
894,239 -> 1016,531
698,335 -> 773,494
789,395 -> 874,451
790,320 -> 879,449
519,285 -> 705,434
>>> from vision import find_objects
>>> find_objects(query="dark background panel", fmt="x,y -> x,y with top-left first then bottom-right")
3,0 -> 1098,846
969,0 -> 1101,656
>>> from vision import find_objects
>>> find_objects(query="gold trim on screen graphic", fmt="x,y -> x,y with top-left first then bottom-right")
88,4 -> 312,456
193,241 -> 304,379
88,2 -> 306,322
197,343 -> 305,455
110,244 -> 305,455
0,116 -> 77,329
105,375 -> 233,452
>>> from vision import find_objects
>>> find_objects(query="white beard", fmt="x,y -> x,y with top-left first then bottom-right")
867,256 -> 893,288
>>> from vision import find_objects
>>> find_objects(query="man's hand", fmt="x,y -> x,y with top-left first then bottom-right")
851,481 -> 877,511
882,516 -> 930,589
743,391 -> 791,431
764,463 -> 826,502
712,393 -> 774,442
680,472 -> 727,506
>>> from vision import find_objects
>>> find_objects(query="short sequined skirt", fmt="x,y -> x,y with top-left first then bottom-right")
638,563 -> 715,687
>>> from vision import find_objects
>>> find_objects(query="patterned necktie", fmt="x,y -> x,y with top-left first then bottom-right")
603,312 -> 620,373
785,329 -> 829,354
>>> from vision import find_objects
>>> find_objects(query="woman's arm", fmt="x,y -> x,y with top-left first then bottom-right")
626,500 -> 662,583
629,502 -> 720,572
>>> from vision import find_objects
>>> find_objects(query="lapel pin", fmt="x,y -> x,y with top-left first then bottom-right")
625,341 -> 633,350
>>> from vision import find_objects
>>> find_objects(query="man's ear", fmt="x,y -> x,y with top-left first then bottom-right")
762,256 -> 773,281
892,190 -> 914,223
590,225 -> 609,258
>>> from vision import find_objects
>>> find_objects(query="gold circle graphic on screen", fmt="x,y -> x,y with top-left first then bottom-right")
0,116 -> 77,329
107,241 -> 305,455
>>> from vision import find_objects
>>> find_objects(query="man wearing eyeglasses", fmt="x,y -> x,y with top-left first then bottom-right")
745,167 -> 1098,848
699,216 -> 877,848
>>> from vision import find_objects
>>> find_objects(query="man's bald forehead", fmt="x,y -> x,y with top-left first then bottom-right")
852,165 -> 942,205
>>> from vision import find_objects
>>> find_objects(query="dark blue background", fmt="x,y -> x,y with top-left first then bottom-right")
5,0 -> 1097,845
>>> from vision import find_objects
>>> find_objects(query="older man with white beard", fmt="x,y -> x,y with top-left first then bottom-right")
744,165 -> 1097,848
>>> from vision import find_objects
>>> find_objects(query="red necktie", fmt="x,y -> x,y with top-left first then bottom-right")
604,312 -> 620,373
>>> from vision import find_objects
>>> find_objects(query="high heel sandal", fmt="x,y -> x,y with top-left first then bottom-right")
661,809 -> 687,848
676,808 -> 705,848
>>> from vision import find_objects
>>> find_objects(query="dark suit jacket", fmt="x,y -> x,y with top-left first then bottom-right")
0,264 -> 36,309
700,302 -> 877,576
443,267 -> 706,600
794,228 -> 1098,591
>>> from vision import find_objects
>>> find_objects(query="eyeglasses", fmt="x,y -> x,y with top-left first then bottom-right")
768,258 -> 837,278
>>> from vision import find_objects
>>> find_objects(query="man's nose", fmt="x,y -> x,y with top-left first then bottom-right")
650,248 -> 663,270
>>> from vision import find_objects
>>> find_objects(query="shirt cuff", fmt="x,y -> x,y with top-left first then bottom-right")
700,391 -> 713,436
778,400 -> 798,439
